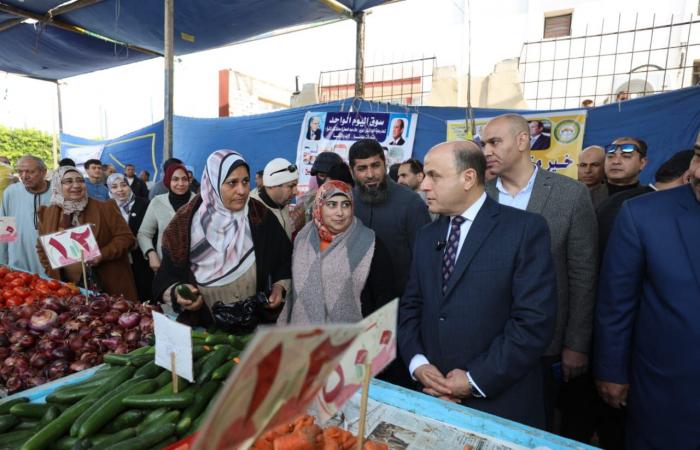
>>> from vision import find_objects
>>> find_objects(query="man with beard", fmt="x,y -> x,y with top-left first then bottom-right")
595,134 -> 700,449
0,155 -> 52,275
349,139 -> 430,295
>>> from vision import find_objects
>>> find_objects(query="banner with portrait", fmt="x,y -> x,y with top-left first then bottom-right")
296,111 -> 418,193
446,111 -> 588,180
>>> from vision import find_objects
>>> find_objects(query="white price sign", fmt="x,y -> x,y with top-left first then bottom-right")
153,311 -> 193,382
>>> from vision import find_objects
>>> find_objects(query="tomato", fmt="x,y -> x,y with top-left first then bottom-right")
47,280 -> 61,290
19,272 -> 33,284
6,296 -> 21,307
2,290 -> 13,300
13,287 -> 30,298
4,272 -> 17,281
0,267 -> 9,278
56,287 -> 70,297
9,278 -> 24,288
24,296 -> 36,305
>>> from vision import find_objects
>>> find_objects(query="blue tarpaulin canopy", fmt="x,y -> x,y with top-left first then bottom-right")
0,0 -> 389,80
61,86 -> 700,186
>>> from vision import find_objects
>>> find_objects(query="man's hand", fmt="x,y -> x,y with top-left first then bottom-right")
414,364 -> 452,398
561,347 -> 589,382
87,254 -> 102,266
265,284 -> 285,309
596,380 -> 629,409
445,369 -> 472,399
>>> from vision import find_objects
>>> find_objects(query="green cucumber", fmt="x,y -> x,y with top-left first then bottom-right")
176,284 -> 197,301
192,345 -> 209,359
38,406 -> 61,427
133,360 -> 162,378
122,389 -> 194,409
230,334 -> 253,351
100,410 -> 144,434
9,403 -> 49,419
20,366 -> 135,450
0,398 -> 28,415
152,437 -> 177,450
0,414 -> 19,433
190,330 -> 208,340
196,347 -> 229,384
126,346 -> 152,357
101,423 -> 176,450
0,429 -> 35,446
77,378 -> 158,438
50,436 -> 78,450
142,410 -> 180,430
46,384 -> 98,405
88,427 -> 137,449
135,408 -> 169,433
203,334 -> 229,346
155,377 -> 190,395
154,370 -> 172,388
211,361 -> 235,381
126,354 -> 153,367
13,419 -> 38,430
70,376 -> 147,437
101,354 -> 131,366
176,381 -> 220,436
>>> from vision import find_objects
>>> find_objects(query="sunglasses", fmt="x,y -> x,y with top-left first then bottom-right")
604,143 -> 642,154
269,164 -> 298,176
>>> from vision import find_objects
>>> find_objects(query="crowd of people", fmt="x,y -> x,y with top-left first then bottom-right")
0,112 -> 698,450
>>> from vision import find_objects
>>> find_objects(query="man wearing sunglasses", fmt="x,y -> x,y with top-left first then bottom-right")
597,137 -> 654,254
250,158 -> 298,241
595,134 -> 700,450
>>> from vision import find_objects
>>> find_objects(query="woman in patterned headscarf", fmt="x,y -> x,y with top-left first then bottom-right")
280,180 -> 396,325
153,150 -> 292,328
36,166 -> 138,300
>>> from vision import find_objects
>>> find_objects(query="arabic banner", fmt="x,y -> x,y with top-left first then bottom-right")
296,111 -> 418,193
313,299 -> 398,424
39,224 -> 101,269
446,111 -> 588,179
192,323 -> 364,450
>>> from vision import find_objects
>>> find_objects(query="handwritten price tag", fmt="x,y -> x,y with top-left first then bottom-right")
0,217 -> 17,243
153,311 -> 193,382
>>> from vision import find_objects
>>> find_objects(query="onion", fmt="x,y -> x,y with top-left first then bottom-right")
118,312 -> 140,329
93,326 -> 108,337
100,337 -> 120,351
30,352 -> 49,368
0,347 -> 9,359
6,375 -> 23,392
79,352 -> 100,364
0,334 -> 8,347
114,344 -> 129,354
36,338 -> 59,354
42,296 -> 65,313
9,330 -> 25,344
4,354 -> 29,371
47,359 -> 68,380
18,333 -> 35,348
47,327 -> 67,342
89,319 -> 104,329
124,329 -> 141,346
68,336 -> 84,353
78,327 -> 92,339
69,360 -> 91,372
112,299 -> 130,313
51,346 -> 73,361
57,312 -> 72,324
30,309 -> 59,331
64,320 -> 82,332
103,310 -> 121,324
17,304 -> 36,320
139,315 -> 154,334
26,376 -> 46,387
16,318 -> 29,329
89,298 -> 109,313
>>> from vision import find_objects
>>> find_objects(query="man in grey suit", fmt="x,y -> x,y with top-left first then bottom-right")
481,114 -> 598,428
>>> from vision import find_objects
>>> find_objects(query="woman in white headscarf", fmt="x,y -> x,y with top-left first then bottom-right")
36,166 -> 138,300
153,150 -> 292,329
107,173 -> 153,302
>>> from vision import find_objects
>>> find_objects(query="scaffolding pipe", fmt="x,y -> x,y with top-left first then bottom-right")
163,0 -> 174,161
354,11 -> 365,98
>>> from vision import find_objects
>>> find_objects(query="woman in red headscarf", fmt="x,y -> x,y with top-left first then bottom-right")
280,180 -> 396,325
137,163 -> 193,274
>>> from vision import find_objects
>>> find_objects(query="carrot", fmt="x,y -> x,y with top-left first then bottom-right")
363,441 -> 388,450
272,432 -> 317,450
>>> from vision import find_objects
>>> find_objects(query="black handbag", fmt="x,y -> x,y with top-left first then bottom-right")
211,292 -> 273,335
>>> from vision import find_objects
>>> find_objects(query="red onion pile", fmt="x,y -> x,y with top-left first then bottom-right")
0,295 -> 158,393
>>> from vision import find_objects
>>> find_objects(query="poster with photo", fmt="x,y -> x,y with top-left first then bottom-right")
296,111 -> 418,193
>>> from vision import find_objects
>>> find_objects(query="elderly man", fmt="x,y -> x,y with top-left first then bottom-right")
482,113 -> 598,428
0,155 -> 52,275
250,158 -> 299,241
398,140 -> 556,428
578,145 -> 607,208
595,134 -> 700,450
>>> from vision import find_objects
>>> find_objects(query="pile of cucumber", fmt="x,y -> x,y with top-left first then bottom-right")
0,331 -> 252,450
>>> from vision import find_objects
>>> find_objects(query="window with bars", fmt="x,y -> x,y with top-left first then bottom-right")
543,13 -> 572,39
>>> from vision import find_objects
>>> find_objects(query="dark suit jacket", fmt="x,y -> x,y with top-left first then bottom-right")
128,177 -> 149,199
398,196 -> 557,428
126,197 -> 153,302
389,136 -> 405,145
595,185 -> 700,449
486,170 -> 598,355
531,134 -> 551,150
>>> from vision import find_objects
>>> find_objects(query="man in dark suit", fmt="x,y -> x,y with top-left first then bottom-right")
388,119 -> 406,145
124,163 -> 149,199
483,114 -> 598,429
398,140 -> 557,428
529,120 -> 551,150
595,140 -> 700,449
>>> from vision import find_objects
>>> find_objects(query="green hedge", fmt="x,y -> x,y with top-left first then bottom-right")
0,125 -> 54,167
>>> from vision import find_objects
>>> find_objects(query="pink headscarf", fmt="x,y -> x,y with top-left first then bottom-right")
312,180 -> 353,243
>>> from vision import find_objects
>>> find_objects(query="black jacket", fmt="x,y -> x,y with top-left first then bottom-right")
125,197 -> 154,302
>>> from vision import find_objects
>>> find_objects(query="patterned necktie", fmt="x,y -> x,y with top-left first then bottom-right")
442,216 -> 466,294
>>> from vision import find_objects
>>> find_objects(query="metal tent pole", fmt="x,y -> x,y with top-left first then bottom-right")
354,11 -> 366,99
163,0 -> 174,162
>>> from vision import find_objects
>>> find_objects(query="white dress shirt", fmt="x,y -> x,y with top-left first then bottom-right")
495,165 -> 538,210
409,192 -> 488,397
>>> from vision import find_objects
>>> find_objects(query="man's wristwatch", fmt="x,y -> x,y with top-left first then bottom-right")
468,376 -> 484,398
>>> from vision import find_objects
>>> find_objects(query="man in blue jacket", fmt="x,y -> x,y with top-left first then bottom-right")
595,137 -> 700,449
398,140 -> 557,428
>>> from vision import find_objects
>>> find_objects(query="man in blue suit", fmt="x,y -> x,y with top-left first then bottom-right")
595,140 -> 700,449
398,140 -> 557,428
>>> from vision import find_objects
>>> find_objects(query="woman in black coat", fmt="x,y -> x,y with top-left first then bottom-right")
107,173 -> 154,302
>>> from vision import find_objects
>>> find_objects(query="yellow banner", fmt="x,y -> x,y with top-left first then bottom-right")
446,111 -> 588,180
